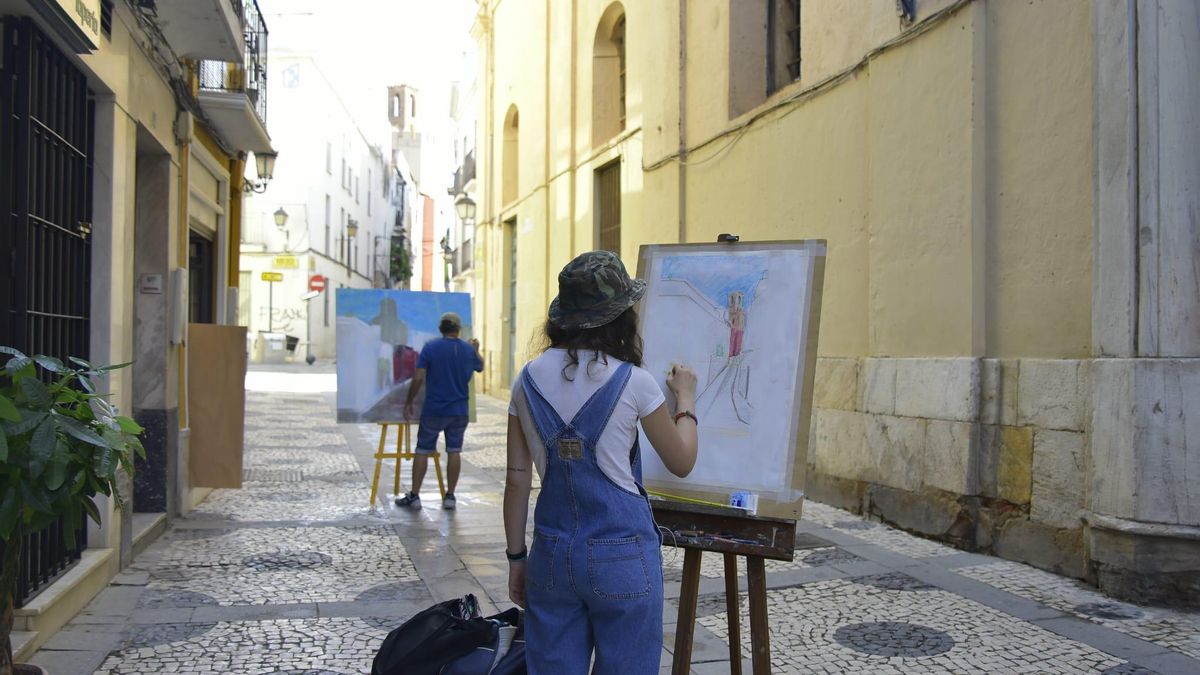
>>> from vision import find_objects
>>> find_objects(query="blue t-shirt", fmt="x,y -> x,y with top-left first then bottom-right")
417,337 -> 483,417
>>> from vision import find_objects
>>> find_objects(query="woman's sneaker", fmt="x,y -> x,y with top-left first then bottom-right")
442,494 -> 456,510
395,492 -> 421,510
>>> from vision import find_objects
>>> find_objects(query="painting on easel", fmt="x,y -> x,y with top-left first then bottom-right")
636,240 -> 826,516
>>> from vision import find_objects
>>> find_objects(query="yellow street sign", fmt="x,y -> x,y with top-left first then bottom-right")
273,255 -> 299,269
261,272 -> 284,282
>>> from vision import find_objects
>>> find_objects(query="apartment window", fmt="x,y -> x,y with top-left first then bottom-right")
368,169 -> 373,216
326,142 -> 332,174
729,0 -> 802,118
341,157 -> 347,189
768,0 -> 802,94
323,287 -> 330,327
340,208 -> 346,262
100,1 -> 114,39
595,159 -> 621,254
502,105 -> 519,205
324,194 -> 331,254
355,176 -> 360,204
592,5 -> 627,146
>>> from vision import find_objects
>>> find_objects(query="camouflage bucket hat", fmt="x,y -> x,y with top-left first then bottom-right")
548,251 -> 646,330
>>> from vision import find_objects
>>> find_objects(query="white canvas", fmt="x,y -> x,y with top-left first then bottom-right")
639,246 -> 819,495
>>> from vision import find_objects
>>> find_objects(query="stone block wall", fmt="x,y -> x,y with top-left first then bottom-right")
807,357 -> 1093,580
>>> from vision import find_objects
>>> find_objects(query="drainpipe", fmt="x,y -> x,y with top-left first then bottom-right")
678,0 -> 688,243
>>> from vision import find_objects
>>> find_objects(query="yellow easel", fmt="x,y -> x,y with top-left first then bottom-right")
370,422 -> 446,507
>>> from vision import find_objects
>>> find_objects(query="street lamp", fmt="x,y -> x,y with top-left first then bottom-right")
347,219 -> 359,238
274,207 -> 290,250
243,150 -> 279,193
454,193 -> 476,223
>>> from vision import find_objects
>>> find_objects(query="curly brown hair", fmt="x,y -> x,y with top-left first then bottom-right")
542,307 -> 643,380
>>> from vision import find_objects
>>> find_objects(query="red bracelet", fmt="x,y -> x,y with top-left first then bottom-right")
673,410 -> 698,425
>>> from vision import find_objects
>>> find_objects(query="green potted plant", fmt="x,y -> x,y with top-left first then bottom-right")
0,347 -> 145,675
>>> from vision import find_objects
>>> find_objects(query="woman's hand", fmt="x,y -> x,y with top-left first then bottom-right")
666,364 -> 698,400
508,560 -> 527,608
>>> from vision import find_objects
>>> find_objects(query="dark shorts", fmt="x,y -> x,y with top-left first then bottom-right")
416,416 -> 468,453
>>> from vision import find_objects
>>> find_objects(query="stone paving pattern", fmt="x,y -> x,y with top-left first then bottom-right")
30,373 -> 1200,674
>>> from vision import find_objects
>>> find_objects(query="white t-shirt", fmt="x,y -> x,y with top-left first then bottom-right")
509,349 -> 666,494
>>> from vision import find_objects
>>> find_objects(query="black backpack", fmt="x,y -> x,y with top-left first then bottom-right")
371,595 -> 526,675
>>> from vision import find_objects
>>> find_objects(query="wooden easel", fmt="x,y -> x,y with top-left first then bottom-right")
653,500 -> 798,675
369,421 -> 445,507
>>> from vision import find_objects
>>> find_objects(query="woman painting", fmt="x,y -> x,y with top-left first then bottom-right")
503,250 -> 700,674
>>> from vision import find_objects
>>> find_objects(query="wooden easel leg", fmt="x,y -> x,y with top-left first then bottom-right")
747,556 -> 771,675
392,424 -> 402,497
370,424 -> 386,507
433,453 -> 446,500
724,553 -> 743,675
672,548 -> 702,675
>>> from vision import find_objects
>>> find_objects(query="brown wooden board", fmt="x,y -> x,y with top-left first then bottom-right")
187,324 -> 247,488
652,499 -> 797,561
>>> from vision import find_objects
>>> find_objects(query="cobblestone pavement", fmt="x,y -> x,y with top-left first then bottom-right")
31,369 -> 1200,674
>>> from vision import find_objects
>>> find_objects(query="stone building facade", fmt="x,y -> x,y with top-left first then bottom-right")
467,0 -> 1199,605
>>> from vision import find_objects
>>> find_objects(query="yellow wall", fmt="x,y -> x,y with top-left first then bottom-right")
473,0 -> 1094,395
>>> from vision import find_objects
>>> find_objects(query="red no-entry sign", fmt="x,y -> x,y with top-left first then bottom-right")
309,275 -> 327,292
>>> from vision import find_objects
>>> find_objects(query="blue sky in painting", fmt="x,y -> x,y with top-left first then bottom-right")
660,254 -> 768,310
335,289 -> 472,331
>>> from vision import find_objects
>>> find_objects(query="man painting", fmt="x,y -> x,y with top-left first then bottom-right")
397,312 -> 484,510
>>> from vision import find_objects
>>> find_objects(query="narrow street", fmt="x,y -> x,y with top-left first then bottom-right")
28,368 -> 1200,675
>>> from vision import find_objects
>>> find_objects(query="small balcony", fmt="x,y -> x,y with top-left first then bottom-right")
195,0 -> 272,154
450,150 -> 476,195
155,0 -> 246,62
452,237 -> 474,278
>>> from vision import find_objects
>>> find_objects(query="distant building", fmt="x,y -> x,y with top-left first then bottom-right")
446,49 -> 479,296
242,54 -> 399,362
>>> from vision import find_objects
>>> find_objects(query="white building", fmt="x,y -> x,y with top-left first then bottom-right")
242,54 -> 398,361
447,45 -> 479,295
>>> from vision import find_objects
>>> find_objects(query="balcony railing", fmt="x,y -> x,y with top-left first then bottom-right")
197,0 -> 268,124
450,150 -> 476,194
452,238 -> 474,278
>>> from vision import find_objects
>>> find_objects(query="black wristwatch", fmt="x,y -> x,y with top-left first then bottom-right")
506,547 -> 528,562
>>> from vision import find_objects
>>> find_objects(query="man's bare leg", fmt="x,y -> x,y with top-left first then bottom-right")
411,455 -> 428,495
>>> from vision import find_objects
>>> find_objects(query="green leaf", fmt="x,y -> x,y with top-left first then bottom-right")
0,489 -> 18,539
55,415 -> 108,447
4,408 -> 46,432
19,481 -> 52,514
0,346 -> 27,358
78,374 -> 97,394
94,442 -> 118,477
4,411 -> 47,436
29,417 -> 57,477
116,417 -> 144,435
81,496 -> 101,526
97,361 -> 134,373
68,356 -> 93,370
0,428 -> 7,462
33,355 -> 66,373
20,376 -> 51,408
0,393 -> 19,422
5,355 -> 33,375
44,457 -> 68,490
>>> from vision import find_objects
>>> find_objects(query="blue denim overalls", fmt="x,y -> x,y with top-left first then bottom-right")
520,361 -> 664,674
